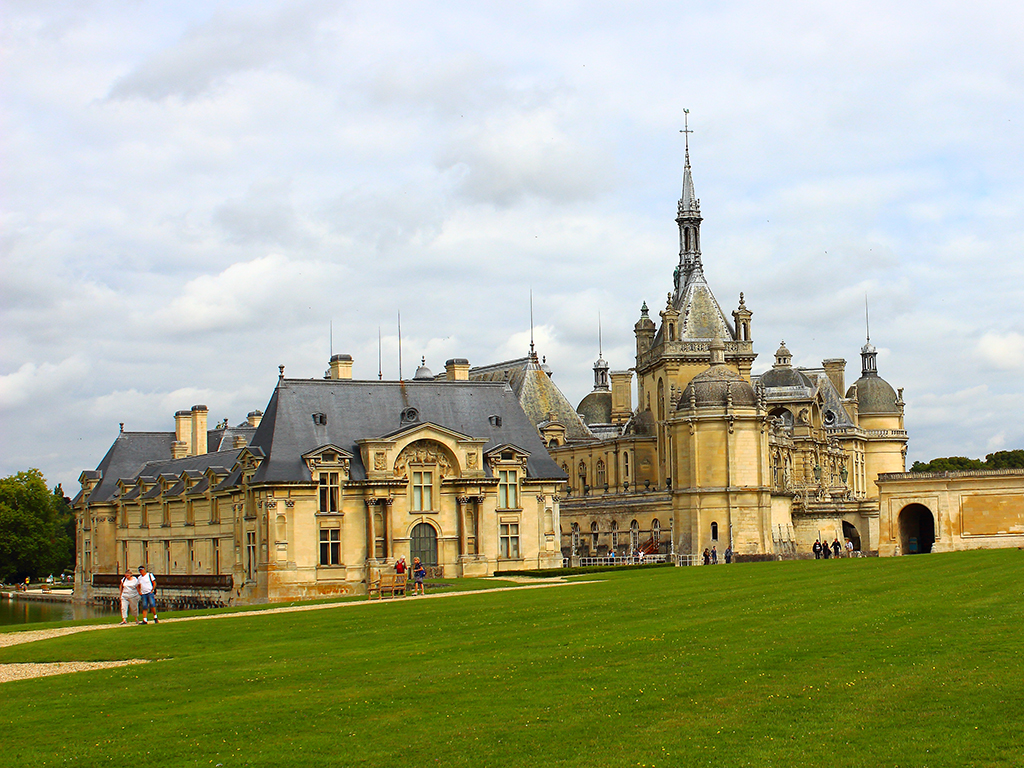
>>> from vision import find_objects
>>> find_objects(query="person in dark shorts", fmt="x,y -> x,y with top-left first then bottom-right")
412,557 -> 426,595
137,565 -> 158,624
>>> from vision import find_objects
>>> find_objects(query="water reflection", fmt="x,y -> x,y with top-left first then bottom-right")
0,596 -> 115,626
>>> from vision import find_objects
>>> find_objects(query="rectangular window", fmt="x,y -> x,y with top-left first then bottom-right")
186,500 -> 195,526
210,498 -> 220,524
319,528 -> 341,565
499,523 -> 520,559
162,503 -> 170,527
142,541 -> 149,568
164,540 -> 171,572
188,539 -> 195,573
212,538 -> 220,574
140,504 -> 148,528
319,472 -> 340,513
498,470 -> 518,509
412,470 -> 432,511
246,531 -> 257,580
122,541 -> 128,571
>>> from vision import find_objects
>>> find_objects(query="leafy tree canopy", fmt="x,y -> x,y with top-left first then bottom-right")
910,450 -> 1024,473
0,469 -> 75,582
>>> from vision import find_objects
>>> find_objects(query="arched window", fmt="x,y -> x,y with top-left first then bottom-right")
624,452 -> 629,477
711,521 -> 719,542
652,518 -> 661,547
591,521 -> 599,550
411,522 -> 438,566
630,519 -> 640,551
657,379 -> 665,421
596,459 -> 606,488
571,522 -> 581,552
611,520 -> 619,549
578,461 -> 587,483
373,511 -> 385,559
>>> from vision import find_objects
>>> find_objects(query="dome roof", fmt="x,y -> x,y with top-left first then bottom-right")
679,364 -> 758,410
413,357 -> 433,380
847,375 -> 900,414
760,366 -> 814,390
577,390 -> 613,426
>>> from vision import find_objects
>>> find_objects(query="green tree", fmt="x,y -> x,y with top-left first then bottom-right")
0,469 -> 75,582
984,450 -> 1024,469
910,456 -> 985,473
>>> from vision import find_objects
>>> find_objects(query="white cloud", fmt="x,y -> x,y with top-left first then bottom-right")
977,332 -> 1024,372
0,357 -> 90,410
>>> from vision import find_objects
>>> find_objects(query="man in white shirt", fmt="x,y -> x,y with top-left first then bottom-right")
137,565 -> 159,625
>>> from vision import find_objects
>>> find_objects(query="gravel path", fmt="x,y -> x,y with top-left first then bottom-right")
0,579 -> 584,683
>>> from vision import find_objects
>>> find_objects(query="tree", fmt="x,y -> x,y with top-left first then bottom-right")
910,450 -> 1024,473
910,456 -> 985,473
984,450 -> 1024,469
0,469 -> 75,582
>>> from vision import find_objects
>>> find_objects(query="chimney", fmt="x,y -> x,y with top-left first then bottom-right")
233,435 -> 248,449
445,358 -> 471,381
247,410 -> 263,428
610,371 -> 634,425
823,358 -> 846,396
191,405 -> 208,456
174,410 -> 192,457
329,354 -> 353,380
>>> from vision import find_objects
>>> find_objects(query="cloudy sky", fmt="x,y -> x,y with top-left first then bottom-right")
3,0 -> 1023,493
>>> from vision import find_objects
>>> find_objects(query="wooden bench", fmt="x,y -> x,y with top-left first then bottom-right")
368,571 -> 408,599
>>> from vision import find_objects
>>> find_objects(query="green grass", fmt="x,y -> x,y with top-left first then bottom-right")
3,550 -> 1023,767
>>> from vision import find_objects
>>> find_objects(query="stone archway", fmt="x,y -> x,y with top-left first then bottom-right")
898,504 -> 935,554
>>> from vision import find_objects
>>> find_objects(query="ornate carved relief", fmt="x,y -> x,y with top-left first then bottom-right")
466,452 -> 478,469
374,452 -> 387,471
393,439 -> 454,479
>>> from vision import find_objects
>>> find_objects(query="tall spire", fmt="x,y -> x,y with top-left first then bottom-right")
676,108 -> 703,290
861,296 -> 877,376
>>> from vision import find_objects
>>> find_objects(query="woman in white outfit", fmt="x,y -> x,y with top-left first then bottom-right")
119,568 -> 140,625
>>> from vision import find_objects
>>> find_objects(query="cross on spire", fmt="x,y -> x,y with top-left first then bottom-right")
680,108 -> 692,160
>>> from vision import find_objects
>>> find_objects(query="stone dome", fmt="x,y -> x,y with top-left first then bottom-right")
679,365 -> 758,410
413,357 -> 433,380
847,375 -> 900,414
577,390 -> 613,426
760,366 -> 814,389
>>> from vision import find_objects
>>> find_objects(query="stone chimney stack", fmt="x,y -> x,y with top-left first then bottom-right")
173,410 -> 192,458
823,358 -> 846,395
445,358 -> 471,381
233,435 -> 248,449
247,410 -> 263,428
610,371 -> 633,425
329,354 -> 353,380
191,405 -> 208,456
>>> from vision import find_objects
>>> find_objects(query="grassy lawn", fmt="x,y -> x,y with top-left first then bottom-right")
2,550 -> 1023,767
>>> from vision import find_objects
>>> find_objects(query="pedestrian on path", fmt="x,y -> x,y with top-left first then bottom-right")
137,566 -> 159,624
119,569 -> 140,625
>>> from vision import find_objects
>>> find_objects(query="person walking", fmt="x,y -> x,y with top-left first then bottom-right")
711,546 -> 718,564
812,540 -> 822,559
724,546 -> 732,564
412,557 -> 426,595
832,538 -> 842,558
119,568 -> 140,625
702,548 -> 711,565
822,540 -> 831,559
137,565 -> 158,624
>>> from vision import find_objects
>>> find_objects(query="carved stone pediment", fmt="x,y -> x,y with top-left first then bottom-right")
393,439 -> 455,480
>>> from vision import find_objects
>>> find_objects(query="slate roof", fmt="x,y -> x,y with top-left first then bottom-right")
467,356 -> 591,441
249,377 -> 568,484
654,271 -> 736,346
76,426 -> 246,505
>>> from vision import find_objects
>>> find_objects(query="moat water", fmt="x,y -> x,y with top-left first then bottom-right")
0,595 -> 115,626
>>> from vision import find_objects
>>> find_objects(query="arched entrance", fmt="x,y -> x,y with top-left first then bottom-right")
842,521 -> 861,552
410,522 -> 438,566
898,504 -> 935,554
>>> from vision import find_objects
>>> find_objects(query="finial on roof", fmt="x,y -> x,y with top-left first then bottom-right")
738,291 -> 746,308
865,295 -> 871,344
278,365 -> 285,379
119,422 -> 124,433
598,311 -> 603,358
640,301 -> 649,316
